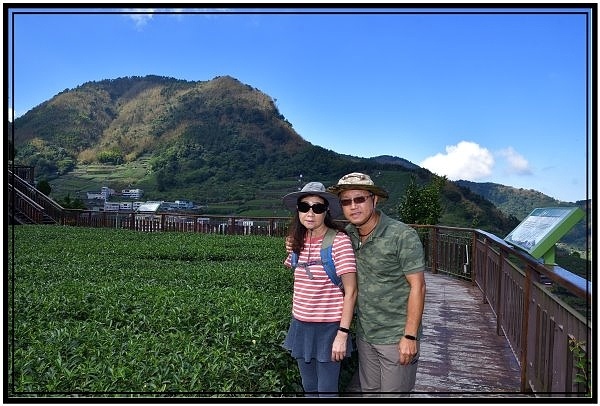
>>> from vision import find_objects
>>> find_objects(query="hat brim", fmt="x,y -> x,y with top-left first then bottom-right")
282,191 -> 343,219
327,184 -> 389,199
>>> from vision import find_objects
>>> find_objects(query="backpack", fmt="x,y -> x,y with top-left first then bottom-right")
290,228 -> 344,293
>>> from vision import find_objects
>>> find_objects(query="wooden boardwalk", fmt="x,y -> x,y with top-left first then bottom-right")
412,272 -> 527,397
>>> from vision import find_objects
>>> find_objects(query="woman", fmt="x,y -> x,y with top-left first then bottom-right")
281,182 -> 357,397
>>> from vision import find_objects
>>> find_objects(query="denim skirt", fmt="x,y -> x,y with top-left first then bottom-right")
283,317 -> 355,362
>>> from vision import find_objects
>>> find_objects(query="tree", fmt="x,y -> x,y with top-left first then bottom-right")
397,174 -> 446,225
8,138 -> 15,161
58,193 -> 86,209
36,179 -> 52,196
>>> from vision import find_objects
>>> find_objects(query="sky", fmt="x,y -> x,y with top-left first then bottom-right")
6,5 -> 595,203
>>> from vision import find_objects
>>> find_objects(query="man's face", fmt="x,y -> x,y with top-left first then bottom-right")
339,190 -> 376,226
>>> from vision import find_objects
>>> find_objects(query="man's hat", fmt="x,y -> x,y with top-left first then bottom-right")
328,172 -> 389,199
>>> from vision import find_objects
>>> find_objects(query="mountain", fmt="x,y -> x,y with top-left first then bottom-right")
9,74 -> 572,240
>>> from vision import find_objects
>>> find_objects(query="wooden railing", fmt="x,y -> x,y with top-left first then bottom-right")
58,210 -> 292,237
8,186 -> 46,224
473,230 -> 590,395
8,169 -> 63,224
7,167 -> 591,396
412,225 -> 591,396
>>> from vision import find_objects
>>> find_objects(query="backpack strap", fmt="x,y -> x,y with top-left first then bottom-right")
289,228 -> 344,293
321,228 -> 344,293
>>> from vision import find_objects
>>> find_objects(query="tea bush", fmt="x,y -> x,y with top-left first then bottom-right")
8,226 -> 305,397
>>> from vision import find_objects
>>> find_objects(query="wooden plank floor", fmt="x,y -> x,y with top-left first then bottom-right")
412,272 -> 528,398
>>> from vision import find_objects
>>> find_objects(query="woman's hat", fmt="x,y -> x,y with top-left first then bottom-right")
327,172 -> 389,199
282,182 -> 343,219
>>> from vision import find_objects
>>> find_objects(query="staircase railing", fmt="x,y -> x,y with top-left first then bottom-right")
8,184 -> 46,224
7,170 -> 63,223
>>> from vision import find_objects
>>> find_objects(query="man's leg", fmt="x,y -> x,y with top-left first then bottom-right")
377,343 -> 419,396
357,337 -> 382,396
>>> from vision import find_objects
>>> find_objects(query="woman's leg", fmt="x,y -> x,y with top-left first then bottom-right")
316,360 -> 341,397
297,359 -> 318,397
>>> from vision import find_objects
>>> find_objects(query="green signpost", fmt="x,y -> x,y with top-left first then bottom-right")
504,207 -> 585,265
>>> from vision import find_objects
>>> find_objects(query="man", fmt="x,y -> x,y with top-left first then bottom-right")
328,172 -> 426,396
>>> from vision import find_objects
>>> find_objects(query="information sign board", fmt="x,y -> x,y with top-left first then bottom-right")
504,207 -> 584,264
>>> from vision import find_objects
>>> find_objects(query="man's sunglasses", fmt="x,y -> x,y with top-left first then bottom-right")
297,202 -> 328,214
340,194 -> 372,207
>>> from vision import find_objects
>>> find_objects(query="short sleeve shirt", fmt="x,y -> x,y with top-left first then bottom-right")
284,231 -> 356,322
346,211 -> 425,344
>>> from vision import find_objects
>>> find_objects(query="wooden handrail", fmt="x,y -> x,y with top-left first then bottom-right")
8,169 -> 64,222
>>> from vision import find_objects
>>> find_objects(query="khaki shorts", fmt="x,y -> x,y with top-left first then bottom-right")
357,337 -> 419,397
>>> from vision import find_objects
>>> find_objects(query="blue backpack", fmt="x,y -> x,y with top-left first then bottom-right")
290,228 -> 344,293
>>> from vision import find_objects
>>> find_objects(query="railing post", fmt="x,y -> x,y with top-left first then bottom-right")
470,230 -> 477,285
496,247 -> 505,336
520,265 -> 533,392
430,226 -> 438,274
482,236 -> 488,304
230,217 -> 236,235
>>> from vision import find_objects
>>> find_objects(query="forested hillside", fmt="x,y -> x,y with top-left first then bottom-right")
9,74 -> 584,241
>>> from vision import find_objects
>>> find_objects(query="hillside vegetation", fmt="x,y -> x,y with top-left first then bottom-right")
10,74 -> 589,244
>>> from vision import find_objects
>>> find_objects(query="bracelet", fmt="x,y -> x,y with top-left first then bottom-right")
404,334 -> 417,341
338,327 -> 350,334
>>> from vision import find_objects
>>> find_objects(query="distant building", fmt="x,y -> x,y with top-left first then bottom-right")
87,191 -> 104,200
101,187 -> 115,200
102,201 -> 144,212
87,186 -> 115,200
119,202 -> 132,211
174,199 -> 194,210
136,201 -> 163,213
104,201 -> 121,211
122,188 -> 144,199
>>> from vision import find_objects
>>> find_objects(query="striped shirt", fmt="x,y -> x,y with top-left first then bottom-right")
284,231 -> 356,322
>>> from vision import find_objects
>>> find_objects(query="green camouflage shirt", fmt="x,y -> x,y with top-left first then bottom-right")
346,210 -> 425,344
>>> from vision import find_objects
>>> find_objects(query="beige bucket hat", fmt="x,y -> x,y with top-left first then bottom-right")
327,172 -> 389,199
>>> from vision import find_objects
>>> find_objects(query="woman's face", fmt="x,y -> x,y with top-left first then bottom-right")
297,195 -> 327,231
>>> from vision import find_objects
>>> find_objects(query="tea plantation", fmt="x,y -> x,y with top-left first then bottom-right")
8,226 -> 312,397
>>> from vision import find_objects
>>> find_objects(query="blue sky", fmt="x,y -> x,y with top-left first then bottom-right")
6,5 -> 594,203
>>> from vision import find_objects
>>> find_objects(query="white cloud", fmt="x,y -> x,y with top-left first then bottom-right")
420,141 -> 495,181
497,147 -> 532,175
126,9 -> 155,29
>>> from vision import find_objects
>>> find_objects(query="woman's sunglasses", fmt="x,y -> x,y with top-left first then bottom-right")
297,202 -> 328,214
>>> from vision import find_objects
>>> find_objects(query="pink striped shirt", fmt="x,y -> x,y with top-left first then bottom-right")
284,231 -> 356,322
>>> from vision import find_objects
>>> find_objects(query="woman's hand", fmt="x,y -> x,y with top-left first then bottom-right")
331,331 -> 348,362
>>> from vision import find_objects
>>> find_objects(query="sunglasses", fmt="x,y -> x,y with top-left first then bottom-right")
340,194 -> 372,207
297,202 -> 328,214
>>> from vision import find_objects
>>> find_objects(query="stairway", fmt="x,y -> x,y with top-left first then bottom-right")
8,167 -> 64,225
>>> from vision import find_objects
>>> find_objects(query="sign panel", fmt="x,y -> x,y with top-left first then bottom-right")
504,207 -> 584,264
